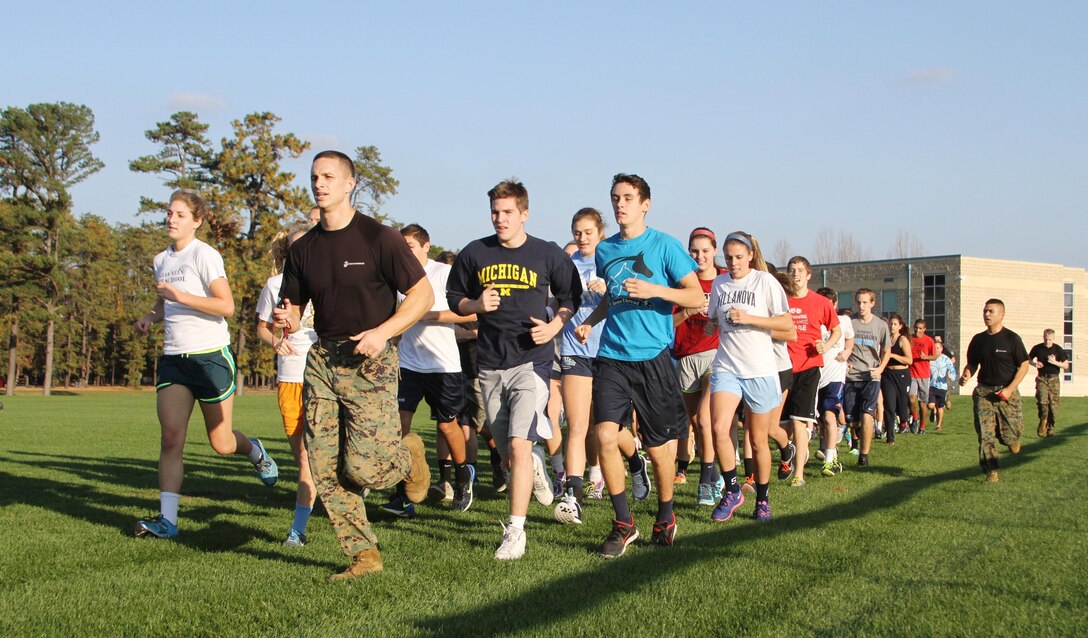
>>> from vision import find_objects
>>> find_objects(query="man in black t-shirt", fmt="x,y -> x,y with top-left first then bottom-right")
274,150 -> 433,581
447,179 -> 582,561
1029,328 -> 1069,437
959,299 -> 1029,483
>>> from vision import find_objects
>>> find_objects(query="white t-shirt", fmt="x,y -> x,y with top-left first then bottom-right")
774,340 -> 792,373
154,239 -> 231,355
256,273 -> 318,383
709,270 -> 790,378
819,313 -> 855,387
397,260 -> 461,374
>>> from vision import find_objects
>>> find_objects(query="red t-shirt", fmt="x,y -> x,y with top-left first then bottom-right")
910,334 -> 935,379
787,291 -> 840,373
673,274 -> 720,358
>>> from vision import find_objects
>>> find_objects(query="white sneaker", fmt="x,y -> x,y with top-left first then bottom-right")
531,446 -> 554,506
494,523 -> 526,560
554,492 -> 583,525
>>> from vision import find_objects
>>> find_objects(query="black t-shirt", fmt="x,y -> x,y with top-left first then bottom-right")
447,235 -> 582,371
1028,343 -> 1068,376
280,212 -> 426,340
966,327 -> 1029,387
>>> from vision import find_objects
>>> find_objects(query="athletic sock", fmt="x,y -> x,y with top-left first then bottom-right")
742,457 -> 754,478
699,462 -> 715,485
395,481 -> 407,498
246,442 -> 263,464
627,452 -> 644,473
755,482 -> 769,503
826,449 -> 837,463
567,475 -> 584,493
677,459 -> 690,474
160,491 -> 180,526
723,468 -> 739,494
656,499 -> 674,524
291,504 -> 312,534
588,465 -> 603,483
439,460 -> 453,484
454,462 -> 470,484
610,492 -> 633,523
508,515 -> 526,530
550,452 -> 565,475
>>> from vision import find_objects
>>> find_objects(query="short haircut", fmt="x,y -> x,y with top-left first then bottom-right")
611,173 -> 651,202
488,179 -> 529,211
856,288 -> 877,303
400,223 -> 430,245
1044,328 -> 1056,337
984,298 -> 1005,309
914,318 -> 926,327
313,150 -> 355,179
816,287 -> 837,305
436,250 -> 457,265
787,256 -> 812,274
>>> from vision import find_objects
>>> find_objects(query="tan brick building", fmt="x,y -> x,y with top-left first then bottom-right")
811,255 -> 1088,397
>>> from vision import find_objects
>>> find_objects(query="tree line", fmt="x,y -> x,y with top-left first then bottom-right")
0,102 -> 406,396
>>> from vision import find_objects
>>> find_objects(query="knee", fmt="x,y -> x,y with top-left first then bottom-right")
160,430 -> 186,453
596,427 -> 619,448
209,437 -> 237,456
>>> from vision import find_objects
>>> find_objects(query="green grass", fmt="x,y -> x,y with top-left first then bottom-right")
0,390 -> 1086,637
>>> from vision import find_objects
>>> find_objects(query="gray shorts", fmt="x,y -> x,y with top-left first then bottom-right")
677,350 -> 714,394
909,377 -> 930,403
478,361 -> 553,455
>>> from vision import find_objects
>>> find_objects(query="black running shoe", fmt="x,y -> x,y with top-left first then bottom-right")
649,514 -> 677,547
599,519 -> 639,559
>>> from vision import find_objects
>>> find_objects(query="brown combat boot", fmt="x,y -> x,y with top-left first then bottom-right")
1038,422 -> 1047,437
329,548 -> 383,582
984,470 -> 1000,483
402,432 -> 431,504
1009,441 -> 1021,454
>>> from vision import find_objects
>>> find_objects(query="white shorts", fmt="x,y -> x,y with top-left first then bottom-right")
677,350 -> 714,394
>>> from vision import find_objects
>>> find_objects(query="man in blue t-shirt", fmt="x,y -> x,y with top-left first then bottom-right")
575,173 -> 703,558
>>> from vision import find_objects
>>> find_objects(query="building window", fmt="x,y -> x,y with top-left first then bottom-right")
881,290 -> 898,318
1064,282 -> 1074,382
924,274 -> 947,339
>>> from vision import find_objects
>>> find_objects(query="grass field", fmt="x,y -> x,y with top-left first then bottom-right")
0,390 -> 1085,637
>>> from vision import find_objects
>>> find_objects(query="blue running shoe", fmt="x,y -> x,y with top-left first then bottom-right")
379,495 -> 416,518
134,514 -> 178,539
696,483 -> 716,506
250,438 -> 278,487
631,458 -> 652,502
711,490 -> 745,522
283,529 -> 306,547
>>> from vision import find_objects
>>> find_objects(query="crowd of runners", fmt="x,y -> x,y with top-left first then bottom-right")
131,150 -> 1067,581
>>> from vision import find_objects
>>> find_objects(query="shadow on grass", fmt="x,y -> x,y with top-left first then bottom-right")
411,422 -> 1086,636
0,451 -> 340,570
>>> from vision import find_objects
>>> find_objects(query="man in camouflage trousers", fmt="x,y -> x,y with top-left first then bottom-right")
276,150 -> 433,581
959,299 -> 1030,483
1029,329 -> 1069,437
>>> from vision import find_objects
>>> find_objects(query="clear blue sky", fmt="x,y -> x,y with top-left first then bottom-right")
4,2 -> 1086,267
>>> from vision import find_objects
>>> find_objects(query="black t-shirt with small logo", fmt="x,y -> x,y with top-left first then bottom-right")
1028,343 -> 1068,376
966,327 -> 1029,387
447,234 -> 582,371
280,212 -> 426,340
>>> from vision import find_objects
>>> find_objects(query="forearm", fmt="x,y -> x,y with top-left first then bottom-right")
143,299 -> 165,323
175,291 -> 234,318
1007,361 -> 1030,391
256,321 -> 277,347
659,283 -> 705,309
378,284 -> 434,340
426,309 -> 478,324
746,313 -> 793,333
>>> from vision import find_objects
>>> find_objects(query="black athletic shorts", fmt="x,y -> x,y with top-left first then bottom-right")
786,367 -> 820,423
157,346 -> 236,403
778,368 -> 794,393
560,355 -> 593,378
398,369 -> 465,423
844,380 -> 881,423
592,348 -> 687,447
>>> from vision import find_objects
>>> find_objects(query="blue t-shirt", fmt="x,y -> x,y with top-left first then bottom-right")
930,354 -> 956,390
595,227 -> 697,361
561,252 -> 605,357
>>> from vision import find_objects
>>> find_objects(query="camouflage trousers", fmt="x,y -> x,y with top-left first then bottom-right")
304,341 -> 411,556
972,384 -> 1023,473
1035,375 -> 1060,434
